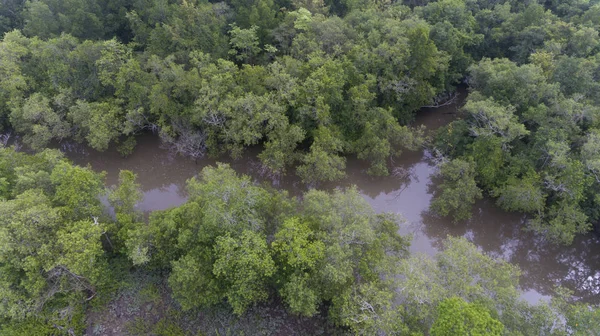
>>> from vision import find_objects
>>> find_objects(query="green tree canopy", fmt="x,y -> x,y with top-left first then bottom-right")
430,297 -> 504,336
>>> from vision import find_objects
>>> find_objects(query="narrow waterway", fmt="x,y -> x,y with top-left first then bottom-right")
61,98 -> 600,305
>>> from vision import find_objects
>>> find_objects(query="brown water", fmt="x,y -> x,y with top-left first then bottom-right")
62,95 -> 600,305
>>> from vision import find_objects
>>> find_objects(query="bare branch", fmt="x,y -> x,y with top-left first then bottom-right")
421,91 -> 459,109
0,131 -> 11,147
160,120 -> 207,160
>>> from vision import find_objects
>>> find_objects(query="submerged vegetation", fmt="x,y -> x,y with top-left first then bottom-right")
1,0 -> 600,334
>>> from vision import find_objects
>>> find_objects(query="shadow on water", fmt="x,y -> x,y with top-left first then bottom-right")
61,86 -> 599,305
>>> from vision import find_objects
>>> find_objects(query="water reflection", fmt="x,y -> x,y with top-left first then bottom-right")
62,93 -> 599,305
64,136 -> 600,304
138,184 -> 188,212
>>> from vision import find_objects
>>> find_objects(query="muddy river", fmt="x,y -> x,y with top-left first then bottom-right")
61,96 -> 600,305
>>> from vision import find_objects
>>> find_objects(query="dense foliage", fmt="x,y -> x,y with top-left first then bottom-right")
428,2 -> 600,244
1,0 -> 600,334
0,0 -> 440,183
0,147 -> 110,334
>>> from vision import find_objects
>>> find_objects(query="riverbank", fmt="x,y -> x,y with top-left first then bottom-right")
60,133 -> 600,306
